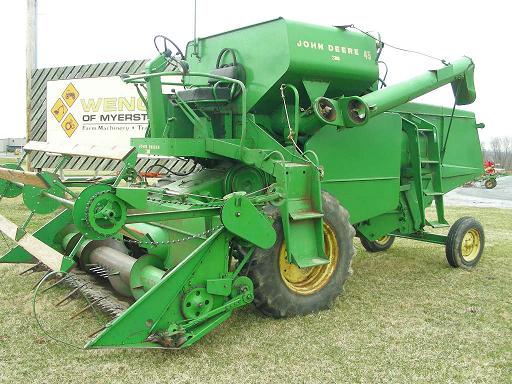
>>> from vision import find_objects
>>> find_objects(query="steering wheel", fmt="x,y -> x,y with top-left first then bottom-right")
153,35 -> 187,72
154,35 -> 184,59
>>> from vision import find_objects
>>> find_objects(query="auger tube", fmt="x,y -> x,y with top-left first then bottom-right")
342,57 -> 476,126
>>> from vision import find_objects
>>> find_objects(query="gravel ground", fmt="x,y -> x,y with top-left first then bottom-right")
444,175 -> 512,209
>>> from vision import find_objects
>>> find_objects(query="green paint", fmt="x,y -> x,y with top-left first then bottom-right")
0,18 -> 485,350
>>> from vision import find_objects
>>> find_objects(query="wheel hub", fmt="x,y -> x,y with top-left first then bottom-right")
461,229 -> 481,261
374,235 -> 391,246
73,184 -> 127,239
279,223 -> 339,295
181,287 -> 214,319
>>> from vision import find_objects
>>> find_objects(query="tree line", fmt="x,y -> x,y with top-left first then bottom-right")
481,136 -> 512,171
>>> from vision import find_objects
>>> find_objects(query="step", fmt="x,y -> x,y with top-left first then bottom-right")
420,159 -> 440,164
424,192 -> 443,196
294,256 -> 330,268
290,211 -> 324,221
426,220 -> 449,228
284,162 -> 310,168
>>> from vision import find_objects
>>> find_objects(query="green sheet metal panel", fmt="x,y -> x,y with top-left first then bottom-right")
306,112 -> 402,224
185,19 -> 290,112
184,18 -> 378,111
285,21 -> 378,98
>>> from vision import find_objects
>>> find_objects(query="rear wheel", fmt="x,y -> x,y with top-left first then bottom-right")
247,191 -> 355,317
360,235 -> 395,252
445,217 -> 484,269
484,178 -> 497,189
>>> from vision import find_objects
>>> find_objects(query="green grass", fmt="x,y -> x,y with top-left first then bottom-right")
0,157 -> 17,165
0,198 -> 510,383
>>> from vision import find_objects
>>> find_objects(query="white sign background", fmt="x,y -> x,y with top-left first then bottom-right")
46,76 -> 148,146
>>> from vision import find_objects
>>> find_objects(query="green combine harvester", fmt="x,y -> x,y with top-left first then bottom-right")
0,18 -> 485,349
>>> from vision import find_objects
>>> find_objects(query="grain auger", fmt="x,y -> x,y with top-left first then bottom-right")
0,18 -> 485,349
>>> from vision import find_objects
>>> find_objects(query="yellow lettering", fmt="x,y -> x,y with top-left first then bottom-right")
119,97 -> 135,111
80,98 -> 102,112
137,98 -> 146,111
103,98 -> 116,112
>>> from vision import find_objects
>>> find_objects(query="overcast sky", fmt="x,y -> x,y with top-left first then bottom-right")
1,0 -> 510,145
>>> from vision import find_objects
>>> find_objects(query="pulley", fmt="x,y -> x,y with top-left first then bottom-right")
73,184 -> 127,240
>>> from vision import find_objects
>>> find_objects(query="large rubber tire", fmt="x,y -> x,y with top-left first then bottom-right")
360,235 -> 395,252
484,178 -> 497,189
247,191 -> 355,318
445,217 -> 484,269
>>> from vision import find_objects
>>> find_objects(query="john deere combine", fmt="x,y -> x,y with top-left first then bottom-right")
0,18 -> 485,349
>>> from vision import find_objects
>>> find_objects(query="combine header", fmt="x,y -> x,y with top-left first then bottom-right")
0,19 -> 485,349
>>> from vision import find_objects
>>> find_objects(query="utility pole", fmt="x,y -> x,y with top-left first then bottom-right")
26,0 -> 37,169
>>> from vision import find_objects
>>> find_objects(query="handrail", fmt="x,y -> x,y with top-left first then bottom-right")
123,71 -> 247,160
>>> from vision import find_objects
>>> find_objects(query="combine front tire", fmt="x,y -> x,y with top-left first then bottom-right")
360,235 -> 395,252
445,217 -> 484,269
247,191 -> 355,318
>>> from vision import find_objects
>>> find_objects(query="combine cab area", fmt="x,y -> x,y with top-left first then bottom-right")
0,18 -> 485,349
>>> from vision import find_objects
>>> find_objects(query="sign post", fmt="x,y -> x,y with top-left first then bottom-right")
26,0 -> 37,170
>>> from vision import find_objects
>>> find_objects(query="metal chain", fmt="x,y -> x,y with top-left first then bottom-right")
82,192 -> 223,245
147,196 -> 224,208
123,224 -> 223,246
279,85 -> 304,155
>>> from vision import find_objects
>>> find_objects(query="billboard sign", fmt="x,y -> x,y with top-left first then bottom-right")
46,76 -> 148,146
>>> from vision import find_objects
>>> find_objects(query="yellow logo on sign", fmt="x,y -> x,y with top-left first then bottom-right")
51,98 -> 68,122
62,83 -> 79,107
61,114 -> 78,137
51,82 -> 80,137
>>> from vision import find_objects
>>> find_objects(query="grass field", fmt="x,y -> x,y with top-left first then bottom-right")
0,194 -> 510,383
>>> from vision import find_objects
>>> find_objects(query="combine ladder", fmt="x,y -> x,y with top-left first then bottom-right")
404,114 -> 448,229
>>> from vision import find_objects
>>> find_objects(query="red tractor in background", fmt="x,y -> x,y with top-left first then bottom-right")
481,160 -> 502,189
463,160 -> 505,189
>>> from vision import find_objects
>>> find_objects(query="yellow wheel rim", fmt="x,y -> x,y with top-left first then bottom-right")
461,229 -> 481,261
279,223 -> 339,295
374,235 -> 391,246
